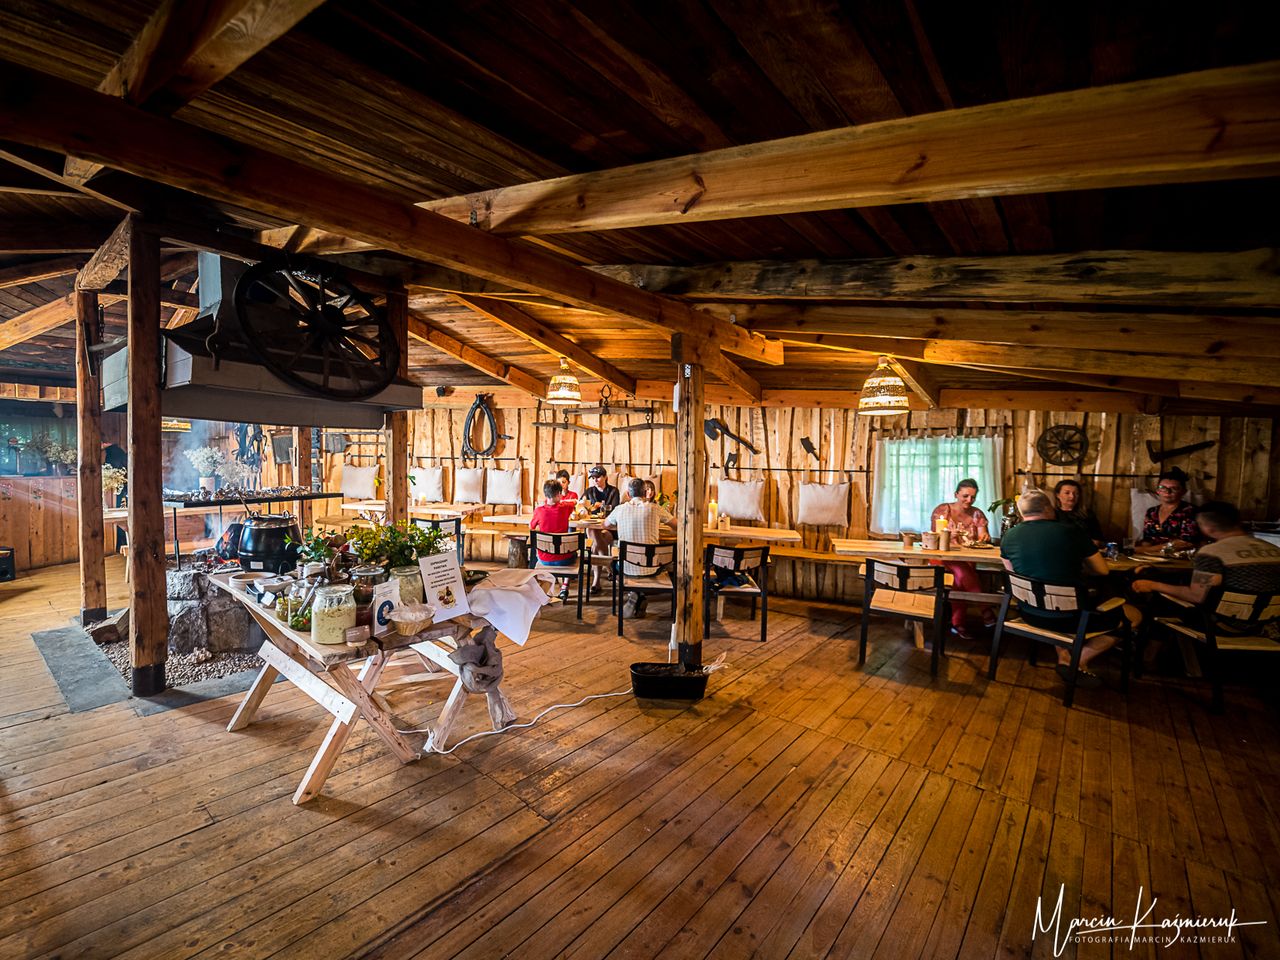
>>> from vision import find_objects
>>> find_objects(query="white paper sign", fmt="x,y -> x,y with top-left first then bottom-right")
371,580 -> 399,637
419,551 -> 469,621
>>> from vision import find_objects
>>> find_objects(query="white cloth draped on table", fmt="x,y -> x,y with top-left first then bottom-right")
466,569 -> 556,646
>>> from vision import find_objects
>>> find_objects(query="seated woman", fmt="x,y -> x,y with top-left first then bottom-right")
1054,479 -> 1103,544
642,479 -> 657,502
930,478 -> 993,640
1136,468 -> 1205,555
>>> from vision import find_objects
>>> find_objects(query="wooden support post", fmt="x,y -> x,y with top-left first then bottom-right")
75,289 -> 106,624
384,288 -> 409,525
294,426 -> 313,528
127,221 -> 168,696
672,344 -> 707,669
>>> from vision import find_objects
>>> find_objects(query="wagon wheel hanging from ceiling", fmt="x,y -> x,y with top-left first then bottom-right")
233,255 -> 400,400
1035,424 -> 1089,466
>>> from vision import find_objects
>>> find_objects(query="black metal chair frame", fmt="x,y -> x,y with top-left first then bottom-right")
989,571 -> 1131,708
412,515 -> 465,566
1151,585 -> 1279,713
859,559 -> 949,676
703,544 -> 769,643
612,541 -> 676,638
525,530 -> 590,620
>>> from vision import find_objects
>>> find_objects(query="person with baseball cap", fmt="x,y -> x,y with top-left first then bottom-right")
583,466 -> 619,592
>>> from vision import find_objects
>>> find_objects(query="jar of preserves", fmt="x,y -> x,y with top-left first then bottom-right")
311,585 -> 356,645
390,565 -> 425,605
349,564 -> 387,627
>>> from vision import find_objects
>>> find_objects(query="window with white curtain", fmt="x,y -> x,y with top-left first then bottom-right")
870,436 -> 1005,535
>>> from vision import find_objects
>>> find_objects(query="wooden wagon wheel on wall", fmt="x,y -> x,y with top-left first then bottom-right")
1035,424 -> 1089,466
233,256 -> 400,400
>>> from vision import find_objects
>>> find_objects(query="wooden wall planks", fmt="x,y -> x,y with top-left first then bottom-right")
389,403 -> 1278,601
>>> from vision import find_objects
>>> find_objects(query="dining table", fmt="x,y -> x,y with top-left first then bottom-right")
341,500 -> 491,519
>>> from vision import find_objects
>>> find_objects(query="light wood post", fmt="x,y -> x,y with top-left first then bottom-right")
75,289 -> 106,624
384,288 -> 409,525
127,221 -> 168,696
294,426 -> 313,528
672,343 -> 707,669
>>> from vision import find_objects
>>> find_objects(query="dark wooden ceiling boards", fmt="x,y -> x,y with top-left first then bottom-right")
0,0 -> 1275,403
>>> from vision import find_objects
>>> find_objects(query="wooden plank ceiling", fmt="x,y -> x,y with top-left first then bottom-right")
0,0 -> 1275,409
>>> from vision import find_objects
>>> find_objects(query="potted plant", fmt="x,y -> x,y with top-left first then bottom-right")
288,527 -> 344,578
385,521 -> 448,604
185,446 -> 227,491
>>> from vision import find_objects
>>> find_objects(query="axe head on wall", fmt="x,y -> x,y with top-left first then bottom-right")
1146,439 -> 1216,463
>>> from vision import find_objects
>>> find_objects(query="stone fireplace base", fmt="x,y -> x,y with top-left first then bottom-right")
166,566 -> 262,654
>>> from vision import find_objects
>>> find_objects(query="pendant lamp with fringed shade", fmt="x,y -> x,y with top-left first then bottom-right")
857,356 -> 910,416
546,357 -> 582,406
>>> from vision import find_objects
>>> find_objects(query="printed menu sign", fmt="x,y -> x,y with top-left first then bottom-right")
419,552 -> 469,621
371,580 -> 399,637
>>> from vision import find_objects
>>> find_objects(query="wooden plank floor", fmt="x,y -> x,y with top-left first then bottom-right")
1,559 -> 1278,959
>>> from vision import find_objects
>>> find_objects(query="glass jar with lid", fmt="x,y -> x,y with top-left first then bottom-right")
311,584 -> 356,645
349,564 -> 387,626
389,565 -> 425,605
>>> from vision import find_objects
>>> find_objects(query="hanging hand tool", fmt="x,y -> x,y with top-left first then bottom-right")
800,436 -> 820,463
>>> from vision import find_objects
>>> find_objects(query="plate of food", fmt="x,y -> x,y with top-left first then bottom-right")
965,541 -> 995,550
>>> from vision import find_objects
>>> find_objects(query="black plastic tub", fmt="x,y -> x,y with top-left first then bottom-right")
630,662 -> 709,700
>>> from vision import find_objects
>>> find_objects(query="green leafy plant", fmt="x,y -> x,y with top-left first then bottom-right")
988,497 -> 1018,515
288,527 -> 342,564
345,521 -> 449,568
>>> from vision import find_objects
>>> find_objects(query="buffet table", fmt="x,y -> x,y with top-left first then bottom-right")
210,572 -> 514,804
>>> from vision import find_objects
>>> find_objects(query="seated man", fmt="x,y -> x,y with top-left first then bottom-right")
605,477 -> 676,616
1133,500 -> 1280,634
584,465 -> 620,592
1000,489 -> 1137,688
530,479 -> 576,600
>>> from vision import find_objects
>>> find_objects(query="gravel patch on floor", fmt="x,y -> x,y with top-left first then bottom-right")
99,641 -> 263,687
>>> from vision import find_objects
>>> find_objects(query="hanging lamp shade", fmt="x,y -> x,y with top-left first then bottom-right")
546,357 -> 582,406
857,356 -> 910,416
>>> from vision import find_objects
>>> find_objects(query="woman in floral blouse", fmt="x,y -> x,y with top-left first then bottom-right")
1137,469 -> 1204,554
929,478 -> 992,639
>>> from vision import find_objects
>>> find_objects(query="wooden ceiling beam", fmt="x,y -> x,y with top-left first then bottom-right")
76,216 -> 133,290
888,358 -> 939,408
0,62 -> 779,366
0,254 -> 85,290
0,219 -> 114,253
0,292 -> 125,351
601,247 -> 1280,308
407,314 -> 547,399
421,62 -> 1280,234
64,0 -> 327,185
449,295 -> 637,396
937,389 -> 1155,414
671,334 -> 762,404
736,303 -> 1280,360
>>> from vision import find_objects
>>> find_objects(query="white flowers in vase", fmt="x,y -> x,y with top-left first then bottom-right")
184,446 -> 227,478
102,464 -> 127,494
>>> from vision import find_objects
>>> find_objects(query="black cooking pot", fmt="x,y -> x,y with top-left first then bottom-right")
236,512 -> 301,573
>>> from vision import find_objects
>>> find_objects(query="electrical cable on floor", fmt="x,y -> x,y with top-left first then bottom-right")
399,652 -> 732,756
399,687 -> 633,756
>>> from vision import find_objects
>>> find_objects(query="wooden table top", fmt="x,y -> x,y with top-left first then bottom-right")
340,500 -> 489,518
480,512 -> 802,544
831,538 -> 1000,562
206,572 -> 465,668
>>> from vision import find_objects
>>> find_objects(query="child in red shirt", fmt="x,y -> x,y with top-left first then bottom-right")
531,480 -> 577,601
531,480 -> 577,564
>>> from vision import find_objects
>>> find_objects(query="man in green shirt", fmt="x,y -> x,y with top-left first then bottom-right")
1000,489 -> 1133,687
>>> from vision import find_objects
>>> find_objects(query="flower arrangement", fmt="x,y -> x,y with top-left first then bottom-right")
288,527 -> 343,565
102,464 -> 128,494
184,446 -> 227,477
345,521 -> 449,569
27,432 -> 77,470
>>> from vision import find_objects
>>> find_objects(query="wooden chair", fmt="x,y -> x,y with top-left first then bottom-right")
413,515 -> 465,566
703,544 -> 769,643
525,531 -> 590,620
859,559 -> 948,676
1153,587 -> 1280,712
612,541 -> 676,638
988,572 -> 1131,708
